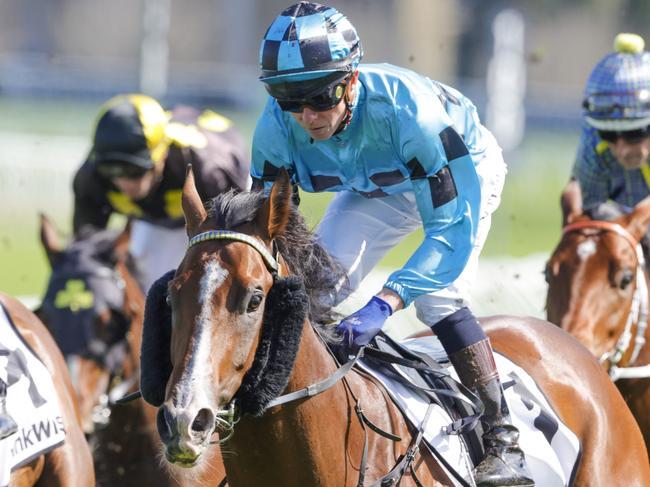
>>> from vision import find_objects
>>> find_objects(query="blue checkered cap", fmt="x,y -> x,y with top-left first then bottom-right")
259,2 -> 363,84
583,48 -> 650,130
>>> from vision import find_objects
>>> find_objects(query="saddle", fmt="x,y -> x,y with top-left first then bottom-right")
359,332 -> 582,487
362,332 -> 485,466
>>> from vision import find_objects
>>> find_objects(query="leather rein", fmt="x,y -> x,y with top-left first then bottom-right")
187,229 -> 441,487
563,220 -> 650,380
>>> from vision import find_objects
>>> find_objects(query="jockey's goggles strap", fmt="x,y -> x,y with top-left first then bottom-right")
264,71 -> 349,100
187,230 -> 279,273
583,91 -> 650,118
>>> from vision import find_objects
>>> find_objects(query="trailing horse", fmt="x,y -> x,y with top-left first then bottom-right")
145,167 -> 650,486
38,215 -> 225,485
0,292 -> 94,486
547,197 -> 650,456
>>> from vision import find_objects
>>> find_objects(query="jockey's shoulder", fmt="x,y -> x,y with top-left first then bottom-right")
165,105 -> 241,150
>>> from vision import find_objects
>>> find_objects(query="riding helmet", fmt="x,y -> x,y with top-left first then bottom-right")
92,94 -> 170,170
258,1 -> 363,89
583,33 -> 650,131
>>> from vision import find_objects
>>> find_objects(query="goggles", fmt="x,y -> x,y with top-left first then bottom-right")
583,90 -> 650,118
598,126 -> 650,144
96,160 -> 150,179
265,72 -> 351,113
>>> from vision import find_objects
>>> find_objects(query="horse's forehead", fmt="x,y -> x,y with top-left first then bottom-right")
564,231 -> 634,267
197,259 -> 230,304
176,245 -> 262,299
190,241 -> 268,275
576,238 -> 597,260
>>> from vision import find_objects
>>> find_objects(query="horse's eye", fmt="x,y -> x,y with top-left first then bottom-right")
247,291 -> 264,313
618,270 -> 634,290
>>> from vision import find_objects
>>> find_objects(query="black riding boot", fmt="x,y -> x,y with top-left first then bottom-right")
0,380 -> 17,440
448,339 -> 534,487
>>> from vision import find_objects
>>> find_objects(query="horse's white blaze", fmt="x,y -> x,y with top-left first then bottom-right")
577,239 -> 597,261
175,259 -> 228,408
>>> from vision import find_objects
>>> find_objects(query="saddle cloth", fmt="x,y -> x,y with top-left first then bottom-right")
358,335 -> 580,487
0,304 -> 66,487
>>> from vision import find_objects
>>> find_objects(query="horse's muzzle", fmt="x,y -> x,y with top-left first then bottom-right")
157,403 -> 215,467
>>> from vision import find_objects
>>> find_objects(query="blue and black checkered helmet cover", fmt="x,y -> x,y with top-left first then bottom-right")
583,49 -> 650,129
259,2 -> 363,84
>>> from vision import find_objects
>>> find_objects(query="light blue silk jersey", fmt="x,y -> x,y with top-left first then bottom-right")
252,63 -> 489,307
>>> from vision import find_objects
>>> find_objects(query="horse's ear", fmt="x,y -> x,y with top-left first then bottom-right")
113,219 -> 132,262
257,169 -> 292,241
39,213 -> 62,267
182,164 -> 207,237
561,180 -> 583,226
626,195 -> 650,241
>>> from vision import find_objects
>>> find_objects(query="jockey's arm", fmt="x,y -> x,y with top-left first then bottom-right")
376,287 -> 404,312
72,160 -> 112,235
383,155 -> 480,308
382,94 -> 481,308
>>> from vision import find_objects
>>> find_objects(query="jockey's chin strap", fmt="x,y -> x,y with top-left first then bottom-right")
563,221 -> 650,380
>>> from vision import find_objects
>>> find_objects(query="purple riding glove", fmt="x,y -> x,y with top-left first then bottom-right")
335,296 -> 393,357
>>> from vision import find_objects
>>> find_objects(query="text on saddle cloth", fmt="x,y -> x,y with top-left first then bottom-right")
0,304 -> 66,487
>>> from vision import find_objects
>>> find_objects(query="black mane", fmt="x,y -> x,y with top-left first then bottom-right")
207,189 -> 347,325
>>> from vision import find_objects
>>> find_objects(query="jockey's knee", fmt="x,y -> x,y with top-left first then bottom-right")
414,293 -> 470,329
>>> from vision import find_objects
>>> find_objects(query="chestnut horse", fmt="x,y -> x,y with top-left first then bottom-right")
145,168 -> 650,486
37,216 -> 225,485
0,292 -> 94,486
546,197 -> 650,455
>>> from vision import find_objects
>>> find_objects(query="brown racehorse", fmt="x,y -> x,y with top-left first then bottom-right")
547,196 -> 650,456
148,168 -> 650,486
0,292 -> 94,486
38,215 -> 224,486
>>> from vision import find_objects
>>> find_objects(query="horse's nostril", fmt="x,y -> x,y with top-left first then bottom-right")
191,408 -> 215,433
157,406 -> 175,442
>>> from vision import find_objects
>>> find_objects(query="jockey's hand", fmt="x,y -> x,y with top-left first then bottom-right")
335,296 -> 393,359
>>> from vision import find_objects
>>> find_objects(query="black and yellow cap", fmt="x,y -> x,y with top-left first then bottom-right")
92,94 -> 169,170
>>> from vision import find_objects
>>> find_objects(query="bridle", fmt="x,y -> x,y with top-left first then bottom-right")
563,220 -> 650,381
185,229 -> 450,487
44,263 -> 140,428
93,266 -> 141,427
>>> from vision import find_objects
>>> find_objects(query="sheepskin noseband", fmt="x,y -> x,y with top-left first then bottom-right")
140,269 -> 175,407
235,275 -> 308,416
139,269 -> 308,413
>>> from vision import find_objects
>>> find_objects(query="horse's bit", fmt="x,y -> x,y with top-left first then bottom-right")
563,220 -> 650,381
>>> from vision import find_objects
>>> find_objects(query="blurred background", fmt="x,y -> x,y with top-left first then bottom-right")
1,0 -> 648,325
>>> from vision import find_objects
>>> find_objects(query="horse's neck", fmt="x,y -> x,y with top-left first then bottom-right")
226,323 -> 352,485
116,261 -> 145,377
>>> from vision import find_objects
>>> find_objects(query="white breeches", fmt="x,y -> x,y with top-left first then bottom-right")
129,221 -> 188,292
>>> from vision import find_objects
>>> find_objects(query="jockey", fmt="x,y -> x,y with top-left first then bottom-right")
72,94 -> 251,291
561,33 -> 650,222
252,2 -> 532,486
